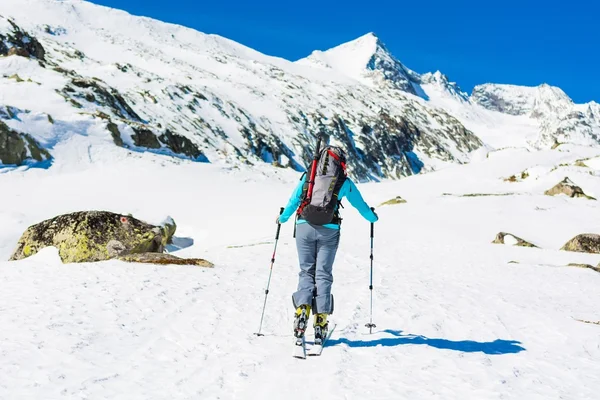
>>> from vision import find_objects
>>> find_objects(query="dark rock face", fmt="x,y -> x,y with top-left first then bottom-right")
0,19 -> 46,61
158,130 -> 205,159
131,127 -> 161,149
366,40 -> 418,95
285,110 -> 481,181
0,120 -> 50,166
9,211 -> 177,263
62,78 -> 142,121
561,234 -> 600,254
130,126 -> 207,160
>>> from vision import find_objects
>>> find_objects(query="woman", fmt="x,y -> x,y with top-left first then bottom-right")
277,146 -> 378,344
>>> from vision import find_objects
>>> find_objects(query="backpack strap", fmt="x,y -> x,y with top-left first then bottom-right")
326,149 -> 347,174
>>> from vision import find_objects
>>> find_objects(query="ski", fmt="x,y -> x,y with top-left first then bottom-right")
293,336 -> 306,359
308,323 -> 336,356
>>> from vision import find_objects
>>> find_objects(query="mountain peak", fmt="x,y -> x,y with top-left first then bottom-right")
297,33 -> 420,95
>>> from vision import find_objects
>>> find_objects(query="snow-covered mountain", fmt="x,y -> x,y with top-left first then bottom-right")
471,83 -> 600,148
0,0 -> 598,179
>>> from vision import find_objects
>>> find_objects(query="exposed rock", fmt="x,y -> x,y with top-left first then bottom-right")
129,126 -> 206,160
561,234 -> 600,254
106,121 -> 124,146
544,177 -> 595,200
9,211 -> 177,263
379,196 -> 407,206
159,130 -> 204,159
0,120 -> 51,165
131,127 -> 161,149
0,20 -> 46,61
118,253 -> 213,267
504,170 -> 529,182
61,78 -> 141,120
551,139 -> 563,150
567,263 -> 600,273
492,232 -> 538,248
574,319 -> 600,325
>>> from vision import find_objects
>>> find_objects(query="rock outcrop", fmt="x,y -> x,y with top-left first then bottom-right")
0,19 -> 46,60
561,234 -> 600,254
492,232 -> 538,248
10,211 -> 177,263
544,178 -> 595,200
379,196 -> 407,206
0,120 -> 50,165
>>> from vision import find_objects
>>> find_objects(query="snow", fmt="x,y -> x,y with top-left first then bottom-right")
2,136 -> 600,399
296,32 -> 381,82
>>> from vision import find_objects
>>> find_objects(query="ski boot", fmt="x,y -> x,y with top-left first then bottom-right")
293,305 -> 311,339
313,313 -> 329,346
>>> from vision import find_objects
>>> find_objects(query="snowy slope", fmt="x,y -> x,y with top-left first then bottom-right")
1,142 -> 600,399
0,0 -> 483,181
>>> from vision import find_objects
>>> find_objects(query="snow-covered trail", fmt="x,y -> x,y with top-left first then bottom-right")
1,149 -> 600,399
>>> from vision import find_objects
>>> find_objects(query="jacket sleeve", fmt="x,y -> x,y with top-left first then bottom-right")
344,179 -> 378,223
279,174 -> 306,224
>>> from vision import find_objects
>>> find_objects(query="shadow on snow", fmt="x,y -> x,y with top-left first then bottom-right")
327,329 -> 525,355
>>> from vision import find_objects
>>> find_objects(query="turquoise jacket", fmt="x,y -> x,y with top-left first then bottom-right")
279,174 -> 378,229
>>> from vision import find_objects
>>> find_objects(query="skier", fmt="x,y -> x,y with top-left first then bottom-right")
276,144 -> 379,348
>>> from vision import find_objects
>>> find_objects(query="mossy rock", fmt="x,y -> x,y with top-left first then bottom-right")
561,234 -> 600,254
379,196 -> 407,206
8,74 -> 24,82
118,253 -> 213,267
492,232 -> 538,248
544,177 -> 595,200
9,211 -> 177,263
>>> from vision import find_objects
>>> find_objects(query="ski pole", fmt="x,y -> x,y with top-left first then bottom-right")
366,207 -> 377,334
255,207 -> 285,336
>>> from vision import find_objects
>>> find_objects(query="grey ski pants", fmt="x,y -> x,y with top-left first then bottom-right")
292,223 -> 340,314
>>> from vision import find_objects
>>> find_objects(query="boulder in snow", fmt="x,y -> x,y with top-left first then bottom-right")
379,196 -> 407,206
492,232 -> 538,248
561,234 -> 600,254
544,177 -> 595,200
10,211 -> 177,263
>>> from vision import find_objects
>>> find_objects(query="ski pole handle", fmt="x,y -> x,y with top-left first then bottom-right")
275,207 -> 284,240
370,207 -> 375,238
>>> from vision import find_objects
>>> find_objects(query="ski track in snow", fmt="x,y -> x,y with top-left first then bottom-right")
2,147 -> 600,399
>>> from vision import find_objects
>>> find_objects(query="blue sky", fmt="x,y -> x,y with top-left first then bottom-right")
90,0 -> 598,103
